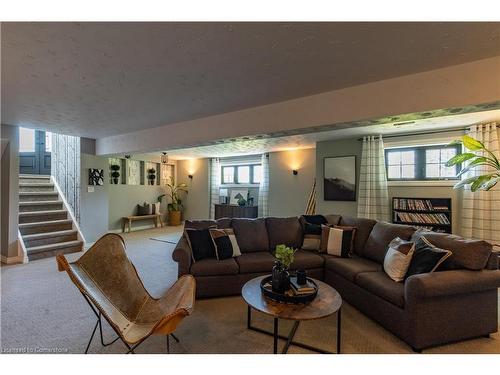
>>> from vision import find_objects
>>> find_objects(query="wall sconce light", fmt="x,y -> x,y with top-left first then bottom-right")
188,174 -> 193,179
124,155 -> 131,159
292,170 -> 298,175
161,152 -> 169,164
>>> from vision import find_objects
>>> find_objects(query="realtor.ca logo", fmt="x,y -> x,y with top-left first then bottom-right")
2,347 -> 69,354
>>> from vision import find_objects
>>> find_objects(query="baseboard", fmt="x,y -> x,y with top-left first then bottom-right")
1,254 -> 25,265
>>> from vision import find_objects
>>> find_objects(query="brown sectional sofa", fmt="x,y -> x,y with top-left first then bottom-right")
172,215 -> 500,351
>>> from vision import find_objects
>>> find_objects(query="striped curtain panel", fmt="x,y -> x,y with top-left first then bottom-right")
258,153 -> 269,217
461,123 -> 500,246
209,158 -> 221,219
357,135 -> 390,221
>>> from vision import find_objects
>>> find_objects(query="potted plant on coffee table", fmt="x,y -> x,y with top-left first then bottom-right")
165,176 -> 188,226
272,244 -> 296,293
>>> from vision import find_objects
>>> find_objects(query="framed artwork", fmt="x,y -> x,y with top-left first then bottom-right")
229,188 -> 248,205
323,156 -> 356,201
89,168 -> 104,186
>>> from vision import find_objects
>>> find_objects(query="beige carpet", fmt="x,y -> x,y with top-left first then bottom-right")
1,227 -> 499,354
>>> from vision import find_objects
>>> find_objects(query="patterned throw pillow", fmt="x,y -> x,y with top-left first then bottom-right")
405,236 -> 452,279
300,215 -> 328,251
320,225 -> 356,257
383,237 -> 415,282
185,227 -> 217,262
209,228 -> 242,260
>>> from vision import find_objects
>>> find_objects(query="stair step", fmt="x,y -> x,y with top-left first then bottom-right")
19,200 -> 63,212
19,219 -> 73,235
23,229 -> 78,248
27,240 -> 83,261
19,191 -> 59,202
19,210 -> 68,224
19,183 -> 55,192
19,175 -> 51,183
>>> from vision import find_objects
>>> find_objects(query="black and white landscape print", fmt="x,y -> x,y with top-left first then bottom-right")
324,156 -> 356,201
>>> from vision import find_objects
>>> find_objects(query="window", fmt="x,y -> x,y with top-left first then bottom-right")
19,127 -> 35,152
45,132 -> 52,152
221,164 -> 261,184
385,144 -> 461,181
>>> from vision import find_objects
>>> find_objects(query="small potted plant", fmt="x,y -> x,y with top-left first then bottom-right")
165,176 -> 188,226
147,168 -> 156,185
272,244 -> 296,293
110,164 -> 120,184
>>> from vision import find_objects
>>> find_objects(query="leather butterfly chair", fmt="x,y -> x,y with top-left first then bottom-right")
56,233 -> 195,354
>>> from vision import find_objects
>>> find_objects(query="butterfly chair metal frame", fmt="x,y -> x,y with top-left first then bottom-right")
57,233 -> 195,354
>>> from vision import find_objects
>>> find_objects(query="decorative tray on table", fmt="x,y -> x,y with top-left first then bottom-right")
260,275 -> 318,304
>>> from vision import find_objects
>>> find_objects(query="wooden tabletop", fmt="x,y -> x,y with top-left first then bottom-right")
242,275 -> 342,321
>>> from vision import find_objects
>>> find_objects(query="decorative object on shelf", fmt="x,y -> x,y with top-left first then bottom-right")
89,168 -> 104,186
166,176 -> 188,226
230,188 -> 248,205
147,168 -> 156,185
161,152 -> 169,164
392,197 -> 452,233
324,156 -> 356,201
237,197 -> 247,207
271,244 -> 296,293
110,164 -> 120,184
446,134 -> 500,192
219,188 -> 229,204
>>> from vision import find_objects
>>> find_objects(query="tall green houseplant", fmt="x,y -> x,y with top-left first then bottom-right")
160,176 -> 188,226
446,135 -> 500,192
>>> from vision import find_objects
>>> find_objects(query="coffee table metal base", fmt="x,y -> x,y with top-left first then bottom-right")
247,306 -> 341,354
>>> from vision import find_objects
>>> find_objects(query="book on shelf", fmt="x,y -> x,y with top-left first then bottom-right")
394,212 -> 450,225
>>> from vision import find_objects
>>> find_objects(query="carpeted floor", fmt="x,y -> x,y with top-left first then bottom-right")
1,227 -> 499,354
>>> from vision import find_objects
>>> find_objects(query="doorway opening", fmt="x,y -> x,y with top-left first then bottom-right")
19,127 -> 51,175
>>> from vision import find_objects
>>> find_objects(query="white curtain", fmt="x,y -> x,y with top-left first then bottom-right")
357,135 -> 390,221
461,123 -> 500,245
209,158 -> 221,219
258,153 -> 269,217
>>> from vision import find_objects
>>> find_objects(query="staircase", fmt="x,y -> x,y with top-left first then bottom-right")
18,174 -> 83,261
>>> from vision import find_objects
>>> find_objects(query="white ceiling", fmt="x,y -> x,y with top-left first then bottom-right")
2,22 -> 500,138
137,109 -> 500,160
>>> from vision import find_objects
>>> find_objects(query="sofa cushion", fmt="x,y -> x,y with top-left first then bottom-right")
411,230 -> 492,271
362,222 -> 416,263
290,250 -> 325,270
232,218 -> 269,253
216,217 -> 232,229
236,252 -> 276,273
338,216 -> 377,255
324,214 -> 342,225
356,271 -> 405,308
190,257 -> 239,276
184,220 -> 217,230
324,256 -> 381,282
266,217 -> 303,251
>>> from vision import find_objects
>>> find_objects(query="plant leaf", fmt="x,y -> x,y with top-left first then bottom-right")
453,176 -> 480,190
470,174 -> 493,192
480,176 -> 500,191
445,152 -> 475,167
461,135 -> 484,151
457,157 -> 492,176
447,139 -> 462,146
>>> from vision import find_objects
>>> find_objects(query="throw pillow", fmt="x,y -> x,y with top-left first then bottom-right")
209,229 -> 234,260
320,225 -> 356,257
137,202 -> 152,216
185,228 -> 217,262
405,236 -> 452,279
383,237 -> 415,282
223,228 -> 242,257
300,215 -> 327,251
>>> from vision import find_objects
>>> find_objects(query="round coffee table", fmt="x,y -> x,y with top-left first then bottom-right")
242,275 -> 342,354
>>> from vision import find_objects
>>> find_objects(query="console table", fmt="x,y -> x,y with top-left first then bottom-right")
214,204 -> 258,219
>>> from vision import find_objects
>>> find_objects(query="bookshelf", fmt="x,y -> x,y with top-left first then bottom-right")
392,197 -> 452,234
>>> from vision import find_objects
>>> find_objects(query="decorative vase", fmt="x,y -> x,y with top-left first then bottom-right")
168,211 -> 181,226
272,261 -> 290,293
